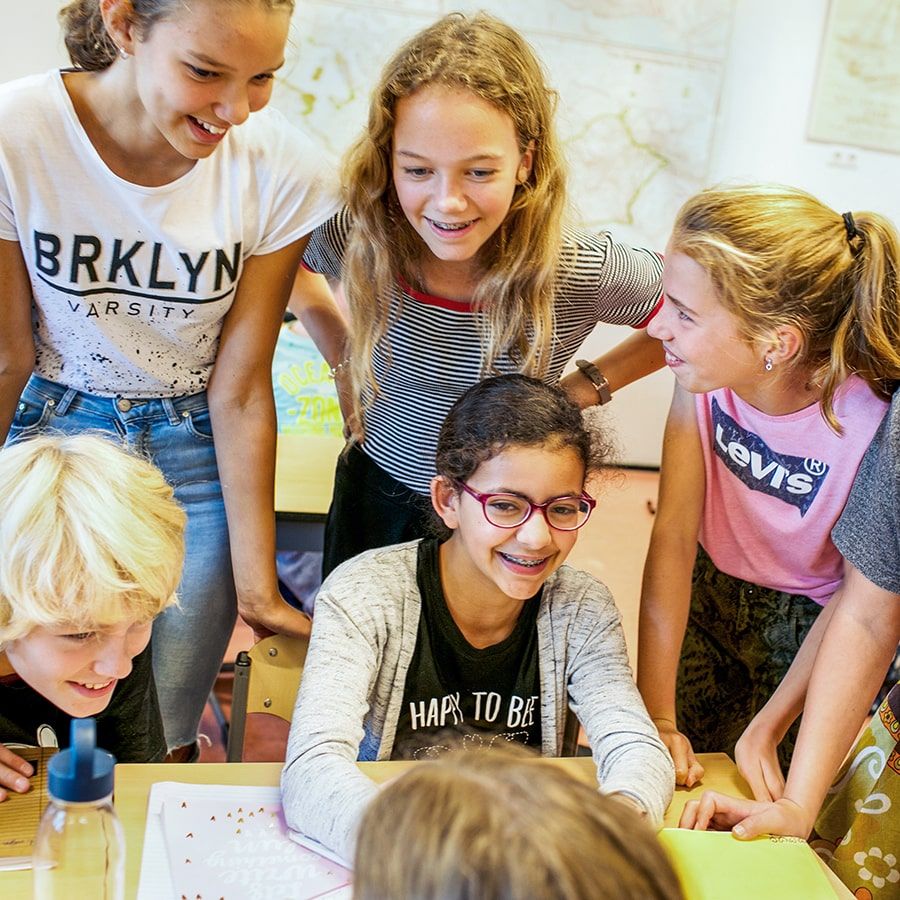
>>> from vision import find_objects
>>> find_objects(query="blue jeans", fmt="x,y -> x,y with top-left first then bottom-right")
7,374 -> 237,751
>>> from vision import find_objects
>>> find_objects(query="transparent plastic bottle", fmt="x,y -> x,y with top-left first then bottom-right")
32,718 -> 124,900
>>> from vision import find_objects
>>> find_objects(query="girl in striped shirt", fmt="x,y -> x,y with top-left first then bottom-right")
295,12 -> 666,575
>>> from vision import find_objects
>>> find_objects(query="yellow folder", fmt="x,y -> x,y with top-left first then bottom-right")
659,828 -> 836,899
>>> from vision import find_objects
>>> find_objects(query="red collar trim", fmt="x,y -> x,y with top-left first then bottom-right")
396,275 -> 474,312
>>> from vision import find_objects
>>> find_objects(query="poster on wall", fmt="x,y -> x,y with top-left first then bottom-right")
808,0 -> 900,155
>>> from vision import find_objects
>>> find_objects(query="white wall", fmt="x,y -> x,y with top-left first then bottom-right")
1,2 -> 69,80
573,0 -> 895,466
710,0 -> 895,218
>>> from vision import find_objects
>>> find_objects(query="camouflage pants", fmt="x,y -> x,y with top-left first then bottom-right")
675,546 -> 822,771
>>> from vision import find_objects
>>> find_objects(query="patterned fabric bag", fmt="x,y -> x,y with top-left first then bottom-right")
811,682 -> 900,898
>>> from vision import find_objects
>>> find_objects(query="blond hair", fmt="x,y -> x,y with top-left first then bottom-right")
59,0 -> 295,71
354,747 -> 684,900
342,12 -> 567,433
0,435 -> 185,643
671,184 -> 900,431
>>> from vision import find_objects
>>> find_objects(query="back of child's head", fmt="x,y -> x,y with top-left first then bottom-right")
671,184 -> 900,428
0,434 -> 185,644
343,13 -> 568,420
353,747 -> 684,900
435,374 -> 608,485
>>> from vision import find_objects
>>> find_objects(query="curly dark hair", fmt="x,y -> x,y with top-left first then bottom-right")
435,374 -> 609,484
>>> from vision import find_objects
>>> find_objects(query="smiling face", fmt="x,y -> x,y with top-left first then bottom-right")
391,84 -> 533,291
434,443 -> 585,607
119,0 -> 289,162
648,249 -> 763,395
4,619 -> 153,718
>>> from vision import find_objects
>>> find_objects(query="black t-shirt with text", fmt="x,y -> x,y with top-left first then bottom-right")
392,538 -> 542,759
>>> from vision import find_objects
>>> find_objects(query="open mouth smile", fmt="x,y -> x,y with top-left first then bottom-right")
187,116 -> 228,142
498,551 -> 551,572
425,217 -> 478,236
68,680 -> 116,698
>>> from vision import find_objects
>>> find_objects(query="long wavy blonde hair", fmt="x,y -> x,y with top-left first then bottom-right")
671,184 -> 900,431
342,12 -> 568,429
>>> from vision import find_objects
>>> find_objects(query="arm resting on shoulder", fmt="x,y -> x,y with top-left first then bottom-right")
0,239 -> 36,441
560,329 -> 664,409
636,383 -> 705,787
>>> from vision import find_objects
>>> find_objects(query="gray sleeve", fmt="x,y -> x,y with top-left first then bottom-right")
280,585 -> 380,862
563,577 -> 675,827
832,395 -> 900,593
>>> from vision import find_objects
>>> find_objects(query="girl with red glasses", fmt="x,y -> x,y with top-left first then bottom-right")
281,374 -> 673,862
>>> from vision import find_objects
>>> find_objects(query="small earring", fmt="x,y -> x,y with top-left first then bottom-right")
118,46 -> 129,60
764,357 -> 773,372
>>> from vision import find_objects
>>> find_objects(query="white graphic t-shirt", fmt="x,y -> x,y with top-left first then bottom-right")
0,70 -> 340,397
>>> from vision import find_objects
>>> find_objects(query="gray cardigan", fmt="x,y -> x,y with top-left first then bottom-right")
281,541 -> 674,860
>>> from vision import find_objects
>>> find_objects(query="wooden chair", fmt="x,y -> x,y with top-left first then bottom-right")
226,633 -> 308,762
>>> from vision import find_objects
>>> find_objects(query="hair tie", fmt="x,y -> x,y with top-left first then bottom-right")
842,211 -> 863,249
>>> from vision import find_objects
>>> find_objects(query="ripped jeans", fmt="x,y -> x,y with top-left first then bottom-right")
7,373 -> 236,751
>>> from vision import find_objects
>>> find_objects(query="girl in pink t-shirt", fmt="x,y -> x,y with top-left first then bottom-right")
637,184 -> 900,803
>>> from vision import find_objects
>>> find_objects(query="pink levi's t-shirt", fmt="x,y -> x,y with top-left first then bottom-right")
697,376 -> 888,605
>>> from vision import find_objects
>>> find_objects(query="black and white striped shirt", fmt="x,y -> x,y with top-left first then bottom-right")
305,208 -> 662,493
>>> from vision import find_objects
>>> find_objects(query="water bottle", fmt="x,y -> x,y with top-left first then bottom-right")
32,718 -> 125,900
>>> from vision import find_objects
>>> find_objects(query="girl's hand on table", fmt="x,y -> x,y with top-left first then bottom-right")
652,717 -> 705,787
679,791 -> 812,839
735,716 -> 786,802
0,743 -> 33,801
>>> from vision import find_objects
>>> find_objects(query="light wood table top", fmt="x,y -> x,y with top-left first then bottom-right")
274,432 -> 344,519
2,753 -> 849,899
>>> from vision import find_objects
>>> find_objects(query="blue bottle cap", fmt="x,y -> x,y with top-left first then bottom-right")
47,718 -> 116,802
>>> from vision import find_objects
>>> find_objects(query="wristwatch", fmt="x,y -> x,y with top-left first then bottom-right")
575,359 -> 612,405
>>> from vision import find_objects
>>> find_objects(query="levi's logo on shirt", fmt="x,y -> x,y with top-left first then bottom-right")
711,398 -> 829,516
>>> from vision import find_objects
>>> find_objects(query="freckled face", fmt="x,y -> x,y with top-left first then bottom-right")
437,444 -> 585,605
4,620 -> 152,718
391,85 -> 533,283
126,0 -> 289,161
648,249 -> 762,395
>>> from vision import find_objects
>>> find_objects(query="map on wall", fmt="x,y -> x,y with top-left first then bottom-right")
808,0 -> 900,155
271,0 -> 736,252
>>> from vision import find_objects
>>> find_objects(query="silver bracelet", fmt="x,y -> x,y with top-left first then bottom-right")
328,357 -> 351,379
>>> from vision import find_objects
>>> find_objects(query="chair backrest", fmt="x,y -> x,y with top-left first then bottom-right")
226,633 -> 308,761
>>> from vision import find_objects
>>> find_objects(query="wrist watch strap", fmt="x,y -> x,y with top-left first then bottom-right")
575,359 -> 612,405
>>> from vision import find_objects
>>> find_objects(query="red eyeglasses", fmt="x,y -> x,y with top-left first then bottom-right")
457,482 -> 595,531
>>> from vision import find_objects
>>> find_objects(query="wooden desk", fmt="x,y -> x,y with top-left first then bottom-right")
274,432 -> 344,551
2,754 -> 849,899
